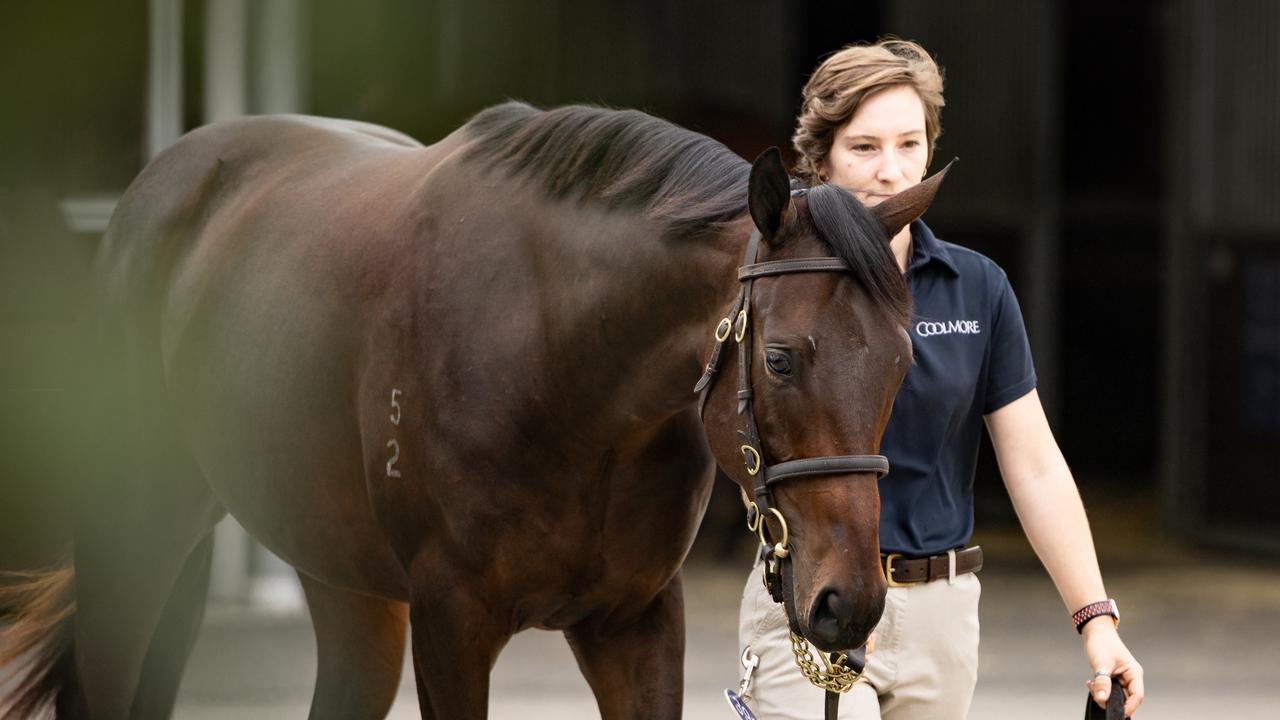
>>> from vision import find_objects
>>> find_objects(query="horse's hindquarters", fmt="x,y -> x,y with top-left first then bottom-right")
93,117 -> 456,600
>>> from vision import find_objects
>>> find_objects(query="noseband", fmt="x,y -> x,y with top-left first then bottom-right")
694,220 -> 888,707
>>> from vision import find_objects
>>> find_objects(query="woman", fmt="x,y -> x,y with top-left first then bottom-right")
737,39 -> 1145,719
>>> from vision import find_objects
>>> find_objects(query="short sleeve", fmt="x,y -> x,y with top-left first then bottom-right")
983,273 -> 1037,414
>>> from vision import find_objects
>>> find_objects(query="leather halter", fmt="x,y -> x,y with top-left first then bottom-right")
695,223 -> 891,516
693,218 -> 889,706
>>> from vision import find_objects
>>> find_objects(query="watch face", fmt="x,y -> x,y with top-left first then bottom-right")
1108,599 -> 1120,621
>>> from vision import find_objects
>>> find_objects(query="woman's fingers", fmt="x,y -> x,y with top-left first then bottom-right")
1088,670 -> 1112,708
1117,661 -> 1145,716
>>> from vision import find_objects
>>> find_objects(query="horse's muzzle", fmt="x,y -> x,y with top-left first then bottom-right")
806,583 -> 886,652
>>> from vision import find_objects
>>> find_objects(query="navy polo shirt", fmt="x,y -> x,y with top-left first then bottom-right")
878,220 -> 1037,556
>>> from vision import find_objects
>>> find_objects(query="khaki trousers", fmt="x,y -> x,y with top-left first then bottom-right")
737,557 -> 980,720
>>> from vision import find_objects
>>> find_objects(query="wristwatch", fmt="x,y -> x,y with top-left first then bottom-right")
1072,599 -> 1120,634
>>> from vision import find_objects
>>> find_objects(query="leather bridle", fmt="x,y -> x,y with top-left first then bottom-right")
694,215 -> 888,713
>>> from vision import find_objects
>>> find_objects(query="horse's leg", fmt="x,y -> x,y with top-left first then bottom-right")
405,569 -> 510,720
65,295 -> 229,718
70,391 -> 221,720
299,572 -> 408,720
71,497 -> 218,720
128,531 -> 215,719
565,571 -> 686,720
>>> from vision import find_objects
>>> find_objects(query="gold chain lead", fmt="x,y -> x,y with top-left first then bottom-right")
788,631 -> 862,693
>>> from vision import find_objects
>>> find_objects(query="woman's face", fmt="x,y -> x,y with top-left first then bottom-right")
822,84 -> 929,207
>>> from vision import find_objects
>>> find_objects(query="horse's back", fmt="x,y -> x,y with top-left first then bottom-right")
95,116 -> 425,311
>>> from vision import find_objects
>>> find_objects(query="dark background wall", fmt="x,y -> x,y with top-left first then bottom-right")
2,0 -> 1277,569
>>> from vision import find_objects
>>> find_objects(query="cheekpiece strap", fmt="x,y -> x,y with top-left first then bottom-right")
694,228 -> 763,417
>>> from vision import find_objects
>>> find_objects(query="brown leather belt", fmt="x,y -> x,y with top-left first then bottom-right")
882,546 -> 983,587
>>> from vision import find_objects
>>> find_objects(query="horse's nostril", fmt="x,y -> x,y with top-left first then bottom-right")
823,589 -> 849,621
809,588 -> 849,645
819,586 -> 849,620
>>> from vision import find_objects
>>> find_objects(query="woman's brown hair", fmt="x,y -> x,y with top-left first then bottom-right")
792,39 -> 945,184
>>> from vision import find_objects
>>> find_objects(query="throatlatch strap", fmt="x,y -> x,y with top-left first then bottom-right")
694,229 -> 762,417
694,284 -> 748,416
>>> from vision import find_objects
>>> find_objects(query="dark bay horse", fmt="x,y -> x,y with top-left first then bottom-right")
0,102 -> 945,719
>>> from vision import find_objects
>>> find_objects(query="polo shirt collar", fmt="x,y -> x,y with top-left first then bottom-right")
906,219 -> 959,276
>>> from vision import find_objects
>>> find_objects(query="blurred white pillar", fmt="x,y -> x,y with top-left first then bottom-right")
146,0 -> 183,159
203,0 -> 308,611
204,0 -> 247,122
203,0 -> 252,603
249,0 -> 308,612
253,0 -> 308,114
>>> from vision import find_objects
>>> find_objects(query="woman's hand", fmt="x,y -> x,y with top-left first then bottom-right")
1082,619 -> 1144,716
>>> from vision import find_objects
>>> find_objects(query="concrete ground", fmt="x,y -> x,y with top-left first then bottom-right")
4,504 -> 1278,718
164,511 -> 1280,720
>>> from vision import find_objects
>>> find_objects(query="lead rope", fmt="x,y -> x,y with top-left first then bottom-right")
777,538 -> 864,720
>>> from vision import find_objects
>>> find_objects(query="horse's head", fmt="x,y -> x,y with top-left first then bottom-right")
702,148 -> 948,653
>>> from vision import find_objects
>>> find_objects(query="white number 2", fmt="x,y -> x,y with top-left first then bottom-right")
386,440 -> 402,478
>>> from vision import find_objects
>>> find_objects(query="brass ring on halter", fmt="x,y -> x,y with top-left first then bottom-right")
757,507 -> 789,558
746,501 -> 761,532
734,308 -> 748,342
715,317 -> 733,342
741,444 -> 762,476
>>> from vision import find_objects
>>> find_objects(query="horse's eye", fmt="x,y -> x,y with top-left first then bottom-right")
764,348 -> 793,377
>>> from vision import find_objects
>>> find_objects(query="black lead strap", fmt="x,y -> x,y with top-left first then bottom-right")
1085,682 -> 1128,720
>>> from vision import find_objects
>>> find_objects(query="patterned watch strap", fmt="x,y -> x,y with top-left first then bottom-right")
1072,599 -> 1118,634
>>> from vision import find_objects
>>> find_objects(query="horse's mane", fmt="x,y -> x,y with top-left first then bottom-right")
805,185 -> 913,327
463,101 -> 909,324
463,101 -> 749,237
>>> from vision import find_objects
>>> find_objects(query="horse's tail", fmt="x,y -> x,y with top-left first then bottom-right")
0,558 -> 77,719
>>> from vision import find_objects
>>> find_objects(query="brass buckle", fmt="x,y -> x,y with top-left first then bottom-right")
884,552 -> 906,587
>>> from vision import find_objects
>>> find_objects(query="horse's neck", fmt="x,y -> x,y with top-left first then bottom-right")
653,215 -> 757,356
554,211 -> 750,421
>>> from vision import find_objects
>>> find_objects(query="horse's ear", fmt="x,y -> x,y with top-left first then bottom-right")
748,147 -> 792,243
871,158 -> 957,240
